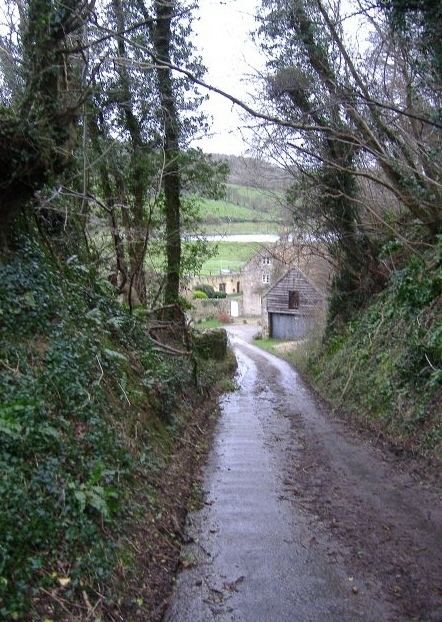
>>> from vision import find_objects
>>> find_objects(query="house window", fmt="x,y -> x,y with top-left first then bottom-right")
288,290 -> 300,309
219,283 -> 226,292
237,281 -> 241,293
262,257 -> 271,265
262,273 -> 270,284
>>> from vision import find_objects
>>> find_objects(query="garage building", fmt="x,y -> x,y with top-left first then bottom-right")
262,268 -> 325,339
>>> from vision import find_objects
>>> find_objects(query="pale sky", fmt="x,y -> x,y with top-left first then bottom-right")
192,0 -> 264,156
191,0 -> 371,157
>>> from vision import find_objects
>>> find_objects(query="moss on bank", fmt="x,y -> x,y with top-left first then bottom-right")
301,245 -> 442,457
0,237 -> 233,621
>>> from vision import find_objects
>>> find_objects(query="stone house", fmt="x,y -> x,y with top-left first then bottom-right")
241,243 -> 331,317
262,268 -> 325,339
241,251 -> 287,316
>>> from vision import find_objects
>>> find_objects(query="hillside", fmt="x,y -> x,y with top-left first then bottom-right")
0,236 -> 235,621
194,187 -> 286,236
191,154 -> 292,237
211,154 -> 293,192
315,252 -> 441,456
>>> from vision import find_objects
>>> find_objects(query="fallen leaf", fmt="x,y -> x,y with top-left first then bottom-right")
58,577 -> 71,588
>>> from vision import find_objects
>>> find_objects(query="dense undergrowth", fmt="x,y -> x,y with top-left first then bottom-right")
300,241 -> 442,456
0,236 -> 231,621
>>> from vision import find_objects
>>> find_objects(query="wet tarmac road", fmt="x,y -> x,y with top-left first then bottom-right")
163,326 -> 440,622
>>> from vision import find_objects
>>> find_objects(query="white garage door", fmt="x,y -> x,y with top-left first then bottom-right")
270,313 -> 312,339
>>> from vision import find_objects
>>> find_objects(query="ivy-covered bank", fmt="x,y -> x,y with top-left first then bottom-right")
304,243 -> 442,457
0,238 -> 234,621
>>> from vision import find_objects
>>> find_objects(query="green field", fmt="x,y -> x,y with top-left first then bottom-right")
226,183 -> 283,204
196,197 -> 271,222
144,241 -> 260,277
193,184 -> 285,235
91,231 -> 265,277
199,242 -> 259,275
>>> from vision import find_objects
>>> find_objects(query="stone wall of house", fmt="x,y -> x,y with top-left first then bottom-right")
261,296 -> 270,335
241,251 -> 286,316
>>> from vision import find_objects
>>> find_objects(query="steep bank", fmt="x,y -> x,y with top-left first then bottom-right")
304,246 -> 442,459
0,237 -> 235,621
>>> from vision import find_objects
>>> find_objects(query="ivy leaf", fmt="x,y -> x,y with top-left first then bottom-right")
103,348 -> 127,363
0,417 -> 23,439
73,489 -> 86,513
19,291 -> 37,309
87,486 -> 109,519
38,424 -> 60,439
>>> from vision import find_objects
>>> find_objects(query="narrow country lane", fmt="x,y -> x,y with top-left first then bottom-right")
163,326 -> 442,622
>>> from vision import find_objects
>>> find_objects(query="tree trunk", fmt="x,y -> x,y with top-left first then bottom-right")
0,0 -> 92,236
111,0 -> 149,304
154,0 -> 182,307
89,116 -> 128,286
